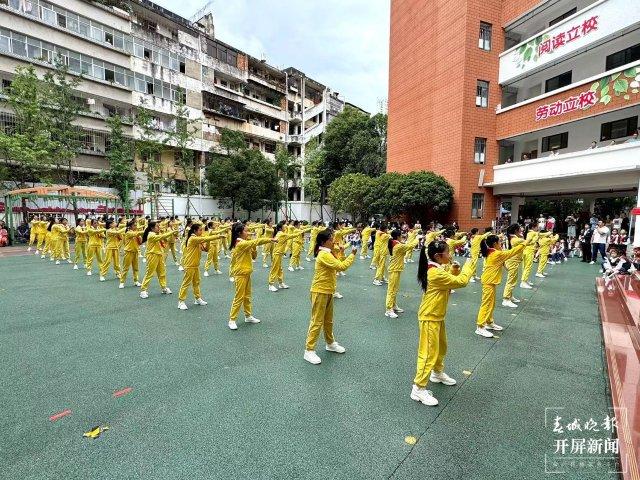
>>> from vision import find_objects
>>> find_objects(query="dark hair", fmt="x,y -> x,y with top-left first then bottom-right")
47,218 -> 55,231
142,221 -> 157,244
470,228 -> 478,235
106,219 -> 115,229
125,219 -> 135,232
480,234 -> 500,258
444,228 -> 456,239
186,223 -> 201,244
274,221 -> 286,236
314,229 -> 332,257
417,240 -> 449,292
230,222 -> 244,249
505,223 -> 521,249
388,229 -> 401,255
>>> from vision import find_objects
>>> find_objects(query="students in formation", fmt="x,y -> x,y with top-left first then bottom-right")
26,213 -> 572,404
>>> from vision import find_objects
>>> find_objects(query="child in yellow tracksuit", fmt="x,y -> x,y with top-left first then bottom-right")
268,222 -> 300,291
536,231 -> 558,277
403,227 -> 420,263
411,240 -> 477,406
50,220 -> 65,263
139,222 -> 178,298
520,226 -> 544,287
306,221 -> 321,262
289,222 -> 312,270
119,220 -> 143,288
228,223 -> 277,330
385,229 -> 421,318
73,220 -> 88,269
359,224 -> 375,259
203,222 -> 230,276
100,221 -> 125,281
501,224 -> 526,308
177,224 -> 224,310
27,216 -> 38,252
303,229 -> 357,365
372,226 -> 391,284
445,230 -> 467,258
261,221 -> 275,267
59,219 -> 72,262
468,228 -> 491,282
34,218 -> 47,254
85,220 -> 106,275
475,234 -> 531,338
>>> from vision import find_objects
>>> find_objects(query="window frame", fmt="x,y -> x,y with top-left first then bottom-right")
479,22 -> 492,51
476,80 -> 489,108
600,116 -> 638,141
541,132 -> 569,152
471,193 -> 485,219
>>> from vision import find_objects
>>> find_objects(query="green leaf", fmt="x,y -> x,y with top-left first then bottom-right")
590,82 -> 599,92
601,84 -> 610,96
600,76 -> 610,90
613,78 -> 629,94
611,72 -> 621,81
535,36 -> 542,45
523,47 -> 533,61
624,67 -> 637,78
624,94 -> 630,100
600,94 -> 612,105
518,44 -> 527,54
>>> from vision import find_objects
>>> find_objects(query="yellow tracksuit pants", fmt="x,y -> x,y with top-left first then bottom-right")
204,244 -> 219,272
290,243 -> 303,268
52,238 -> 63,260
537,252 -> 549,274
100,249 -> 121,277
307,240 -> 315,258
74,242 -> 87,265
62,239 -> 70,259
36,233 -> 45,250
178,267 -> 201,301
360,239 -> 369,258
140,253 -> 167,291
305,292 -> 335,351
167,242 -> 178,263
262,242 -> 273,264
404,248 -> 414,262
413,320 -> 447,388
502,262 -> 520,300
385,271 -> 401,310
375,253 -> 388,280
229,274 -> 252,320
120,251 -> 139,283
86,245 -> 104,272
521,250 -> 535,283
269,253 -> 284,285
476,283 -> 496,326
29,230 -> 36,246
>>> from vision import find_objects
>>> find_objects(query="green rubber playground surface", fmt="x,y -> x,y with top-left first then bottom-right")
0,250 -> 617,479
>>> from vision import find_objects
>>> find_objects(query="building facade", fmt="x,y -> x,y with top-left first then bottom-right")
388,0 -> 640,233
0,0 -> 348,215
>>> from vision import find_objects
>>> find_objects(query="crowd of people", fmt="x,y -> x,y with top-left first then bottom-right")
19,210 -> 632,407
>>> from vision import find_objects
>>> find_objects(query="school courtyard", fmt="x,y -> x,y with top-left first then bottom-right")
0,249 -> 618,479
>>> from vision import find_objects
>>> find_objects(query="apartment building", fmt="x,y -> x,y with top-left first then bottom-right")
388,0 -> 640,235
0,0 -> 347,206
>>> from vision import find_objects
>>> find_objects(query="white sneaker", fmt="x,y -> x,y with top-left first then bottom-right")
306,257 -> 312,262
520,281 -> 532,289
228,321 -> 238,330
99,276 -> 105,282
263,263 -> 268,268
385,309 -> 398,318
229,277 -> 235,282
304,350 -> 322,364
589,261 -> 595,265
410,385 -> 438,406
268,284 -> 278,292
279,283 -> 289,289
203,271 -> 209,277
469,277 -> 476,283
178,301 -> 188,310
177,265 -> 184,272
35,250 -> 39,255
27,247 -> 32,252
298,266 -> 304,270
325,342 -> 346,353
369,265 -> 376,270
118,283 -> 125,289
430,371 -> 457,386
510,296 -> 521,303
359,256 -> 365,260
175,262 -> 180,266
502,299 -> 518,308
67,259 -> 72,264
563,258 -> 568,262
73,264 -> 78,270
535,273 -> 545,278
162,287 -> 172,294
244,315 -> 260,324
394,306 -> 404,313
55,260 -> 60,265
215,270 -> 222,275
142,258 -> 147,263
475,327 -> 494,338
139,291 -> 149,299
333,292 -> 343,299
194,298 -> 207,306
40,255 -> 45,259
372,280 -> 383,286
340,272 -> 346,277
87,271 -> 92,276
134,281 -> 142,287
485,323 -> 503,331
288,266 -> 295,272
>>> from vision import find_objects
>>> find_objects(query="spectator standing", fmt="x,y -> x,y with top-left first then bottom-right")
621,213 -> 630,233
579,225 -> 593,263
537,214 -> 546,229
545,215 -> 556,232
565,215 -> 577,241
589,213 -> 598,230
612,214 -> 622,231
590,221 -> 610,264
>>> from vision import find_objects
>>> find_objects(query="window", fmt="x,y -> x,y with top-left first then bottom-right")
104,67 -> 115,83
104,32 -> 114,46
541,132 -> 568,152
474,137 -> 487,164
479,22 -> 492,50
143,48 -> 151,60
476,80 -> 489,107
471,193 -> 484,219
606,43 -> 640,71
179,61 -> 186,74
545,71 -> 572,93
549,8 -> 577,27
1,79 -> 12,91
601,116 -> 638,141
146,81 -> 154,95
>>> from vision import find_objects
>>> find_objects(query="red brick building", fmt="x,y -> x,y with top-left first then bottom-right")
387,0 -> 640,232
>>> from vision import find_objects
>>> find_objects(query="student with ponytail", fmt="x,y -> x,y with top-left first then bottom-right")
261,219 -> 275,268
536,230 -> 559,278
139,221 -> 178,299
359,223 -> 375,260
227,222 -> 278,329
501,223 -> 526,308
384,229 -> 422,318
303,229 -> 357,365
411,240 -> 477,406
268,221 -> 300,292
177,223 -> 225,310
474,233 -> 532,338
85,219 -> 106,275
119,219 -> 143,288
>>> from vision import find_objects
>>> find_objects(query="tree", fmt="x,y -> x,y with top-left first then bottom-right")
101,114 -> 134,210
398,171 -> 454,220
274,146 -> 300,217
364,172 -> 405,218
134,102 -> 166,217
218,127 -> 246,154
328,173 -> 376,222
0,65 -> 54,189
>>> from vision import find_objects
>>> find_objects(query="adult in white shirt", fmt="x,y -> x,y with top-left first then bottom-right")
590,221 -> 610,264
612,215 -> 622,231
538,215 -> 546,229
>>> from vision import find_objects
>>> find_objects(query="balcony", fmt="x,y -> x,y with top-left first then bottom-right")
499,0 -> 640,85
241,122 -> 285,143
488,142 -> 640,196
248,71 -> 286,94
